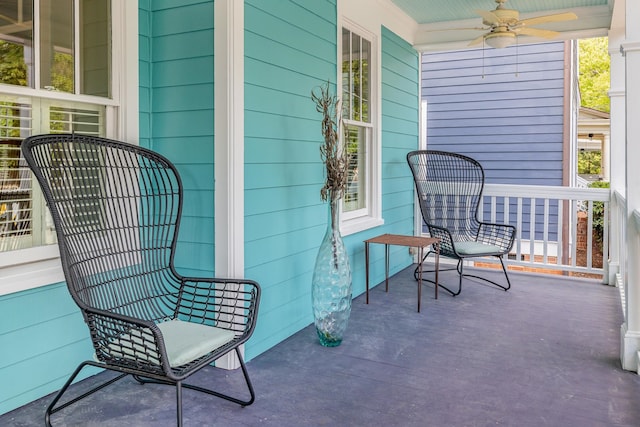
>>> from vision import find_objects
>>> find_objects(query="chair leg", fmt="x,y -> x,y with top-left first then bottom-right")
183,347 -> 256,406
436,259 -> 463,297
45,361 -> 128,427
176,381 -> 183,427
460,255 -> 511,292
414,250 -> 461,297
136,347 -> 256,407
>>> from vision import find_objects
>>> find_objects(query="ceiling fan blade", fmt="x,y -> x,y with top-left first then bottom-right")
474,9 -> 502,26
421,27 -> 488,33
468,34 -> 486,46
518,12 -> 577,27
516,27 -> 560,39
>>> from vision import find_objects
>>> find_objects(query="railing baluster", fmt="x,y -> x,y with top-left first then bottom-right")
529,198 -> 536,265
471,183 -> 609,277
543,198 -> 549,265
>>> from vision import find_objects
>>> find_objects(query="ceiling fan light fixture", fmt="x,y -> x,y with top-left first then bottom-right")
484,31 -> 516,48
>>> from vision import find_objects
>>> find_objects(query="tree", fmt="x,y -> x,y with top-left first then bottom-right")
578,150 -> 601,175
578,37 -> 610,113
0,41 -> 27,87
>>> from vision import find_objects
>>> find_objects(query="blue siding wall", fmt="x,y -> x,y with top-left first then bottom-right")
0,2 -> 154,415
422,42 -> 568,186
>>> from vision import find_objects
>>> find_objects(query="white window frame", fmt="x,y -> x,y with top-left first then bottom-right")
339,19 -> 383,236
0,0 -> 138,296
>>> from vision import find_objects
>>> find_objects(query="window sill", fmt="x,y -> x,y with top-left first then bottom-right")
341,216 -> 384,236
0,246 -> 64,296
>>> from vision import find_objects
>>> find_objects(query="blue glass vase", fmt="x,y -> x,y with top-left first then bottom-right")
311,196 -> 352,347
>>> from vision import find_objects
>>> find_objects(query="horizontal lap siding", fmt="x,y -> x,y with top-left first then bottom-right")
0,2 -> 155,416
422,42 -> 567,239
243,0 -> 337,359
0,284 -> 99,414
422,42 -> 567,186
149,1 -> 215,275
375,27 -> 420,277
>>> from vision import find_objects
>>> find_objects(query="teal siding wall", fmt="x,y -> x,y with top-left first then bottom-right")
0,1 -> 420,415
0,284 -> 97,414
147,0 -> 216,277
243,0 -> 419,360
0,2 -> 154,416
243,0 -> 338,358
139,0 -> 151,147
374,27 -> 420,272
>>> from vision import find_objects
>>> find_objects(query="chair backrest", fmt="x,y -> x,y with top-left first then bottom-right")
22,134 -> 183,321
407,150 -> 484,241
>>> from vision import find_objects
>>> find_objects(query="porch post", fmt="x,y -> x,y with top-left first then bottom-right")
621,0 -> 640,373
214,0 -> 245,370
608,25 -> 625,287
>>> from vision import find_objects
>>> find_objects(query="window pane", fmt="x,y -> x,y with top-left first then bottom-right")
80,0 -> 111,97
0,0 -> 34,87
341,28 -> 351,119
40,0 -> 74,93
344,124 -> 366,212
361,39 -> 370,122
343,30 -> 371,124
0,98 -> 106,254
0,100 -> 32,251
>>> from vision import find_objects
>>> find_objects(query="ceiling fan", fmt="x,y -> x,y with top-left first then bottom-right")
468,0 -> 578,48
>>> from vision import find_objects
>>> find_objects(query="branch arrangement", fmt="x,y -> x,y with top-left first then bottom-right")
311,80 -> 348,202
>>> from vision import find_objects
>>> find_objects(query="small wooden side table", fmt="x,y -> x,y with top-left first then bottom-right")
364,234 -> 440,312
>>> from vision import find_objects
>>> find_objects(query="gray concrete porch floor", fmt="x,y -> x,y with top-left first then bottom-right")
3,265 -> 640,426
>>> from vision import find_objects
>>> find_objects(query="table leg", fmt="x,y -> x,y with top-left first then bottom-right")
365,242 -> 370,304
385,244 -> 390,292
418,246 -> 423,313
434,241 -> 440,300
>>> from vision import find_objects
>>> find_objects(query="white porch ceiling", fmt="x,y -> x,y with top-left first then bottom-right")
389,0 -> 615,51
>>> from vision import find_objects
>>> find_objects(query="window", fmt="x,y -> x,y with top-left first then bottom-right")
0,0 -> 111,96
0,0 -> 136,295
340,25 -> 381,234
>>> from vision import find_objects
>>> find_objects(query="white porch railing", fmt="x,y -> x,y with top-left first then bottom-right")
612,190 -> 627,318
475,184 -> 611,282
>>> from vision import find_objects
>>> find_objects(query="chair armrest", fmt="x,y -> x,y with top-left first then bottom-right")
425,224 -> 457,257
85,308 -> 172,374
177,277 -> 261,343
477,222 -> 516,253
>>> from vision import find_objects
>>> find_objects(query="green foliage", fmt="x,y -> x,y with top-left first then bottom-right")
578,37 -> 610,113
52,52 -> 74,93
589,181 -> 609,243
578,150 -> 601,175
0,41 -> 27,87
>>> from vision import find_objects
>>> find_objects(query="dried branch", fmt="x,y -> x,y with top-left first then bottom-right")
311,80 -> 348,202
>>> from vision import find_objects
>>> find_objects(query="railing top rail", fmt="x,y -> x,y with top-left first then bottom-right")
483,183 -> 610,202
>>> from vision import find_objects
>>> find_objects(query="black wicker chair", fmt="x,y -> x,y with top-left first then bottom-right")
22,134 -> 261,426
407,150 -> 516,296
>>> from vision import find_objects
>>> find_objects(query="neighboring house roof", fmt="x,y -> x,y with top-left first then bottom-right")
578,106 -> 610,151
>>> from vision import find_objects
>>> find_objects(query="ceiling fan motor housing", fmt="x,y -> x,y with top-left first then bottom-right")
484,8 -> 519,27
